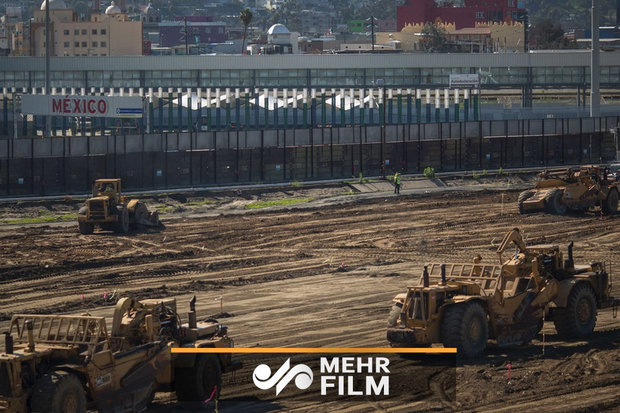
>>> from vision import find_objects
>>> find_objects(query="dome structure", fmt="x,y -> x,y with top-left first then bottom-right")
142,2 -> 160,22
267,24 -> 290,35
105,1 -> 121,14
40,0 -> 68,10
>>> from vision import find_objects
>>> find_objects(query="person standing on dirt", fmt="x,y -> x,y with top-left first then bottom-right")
394,172 -> 401,195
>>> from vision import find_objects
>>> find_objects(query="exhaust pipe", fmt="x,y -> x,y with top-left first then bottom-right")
440,264 -> 446,285
4,332 -> 12,355
567,241 -> 574,269
25,320 -> 34,352
188,295 -> 197,329
423,266 -> 429,287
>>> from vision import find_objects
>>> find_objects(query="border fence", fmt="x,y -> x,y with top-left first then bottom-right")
0,116 -> 618,197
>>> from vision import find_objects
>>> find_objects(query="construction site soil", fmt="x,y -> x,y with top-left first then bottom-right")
0,175 -> 618,412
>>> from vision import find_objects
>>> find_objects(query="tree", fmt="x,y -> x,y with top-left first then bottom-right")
240,8 -> 253,54
530,19 -> 575,49
419,23 -> 448,52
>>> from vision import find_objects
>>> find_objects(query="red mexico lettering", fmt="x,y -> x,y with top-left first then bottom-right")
52,99 -> 62,113
73,99 -> 82,114
88,99 -> 96,114
98,99 -> 107,114
63,99 -> 70,113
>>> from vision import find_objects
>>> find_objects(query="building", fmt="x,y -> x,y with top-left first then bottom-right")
386,21 -> 524,52
159,17 -> 227,48
248,23 -> 299,54
397,0 -> 526,30
30,0 -> 143,56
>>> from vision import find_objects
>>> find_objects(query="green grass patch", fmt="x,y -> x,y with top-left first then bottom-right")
185,199 -> 216,206
156,205 -> 176,214
245,198 -> 314,209
0,213 -> 77,225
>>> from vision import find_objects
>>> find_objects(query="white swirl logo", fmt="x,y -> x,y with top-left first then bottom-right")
252,358 -> 313,396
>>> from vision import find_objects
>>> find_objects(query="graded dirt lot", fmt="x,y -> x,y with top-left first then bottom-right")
0,177 -> 618,412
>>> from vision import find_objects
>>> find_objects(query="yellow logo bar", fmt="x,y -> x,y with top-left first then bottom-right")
171,347 -> 457,354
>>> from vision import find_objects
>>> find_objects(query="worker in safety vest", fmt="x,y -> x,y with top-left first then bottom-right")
394,172 -> 401,194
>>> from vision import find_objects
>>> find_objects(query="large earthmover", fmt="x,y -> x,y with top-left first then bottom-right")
77,179 -> 160,235
387,229 -> 618,357
518,165 -> 619,215
0,296 -> 240,413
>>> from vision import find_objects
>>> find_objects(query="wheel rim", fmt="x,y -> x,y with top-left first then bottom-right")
61,391 -> 78,413
611,191 -> 619,210
468,317 -> 482,344
576,297 -> 592,325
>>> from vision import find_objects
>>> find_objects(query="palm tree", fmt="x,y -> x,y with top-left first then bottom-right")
240,8 -> 253,54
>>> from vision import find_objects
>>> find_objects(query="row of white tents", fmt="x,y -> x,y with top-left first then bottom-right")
171,92 -> 379,111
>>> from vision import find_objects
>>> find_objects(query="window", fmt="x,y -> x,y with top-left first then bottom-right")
64,29 -> 69,35
92,41 -> 98,47
101,29 -> 106,35
81,41 -> 87,47
74,29 -> 79,35
74,41 -> 79,47
64,42 -> 69,47
81,29 -> 87,35
475,11 -> 485,19
101,41 -> 107,47
92,29 -> 97,35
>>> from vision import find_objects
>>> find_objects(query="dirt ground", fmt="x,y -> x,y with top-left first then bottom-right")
0,175 -> 618,412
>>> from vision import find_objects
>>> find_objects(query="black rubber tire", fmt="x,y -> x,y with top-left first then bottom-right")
388,303 -> 402,327
115,206 -> 129,234
553,283 -> 597,338
78,221 -> 94,235
30,370 -> 86,413
602,188 -> 619,214
176,354 -> 222,402
517,191 -> 534,214
517,190 -> 535,214
545,188 -> 567,215
440,302 -> 488,358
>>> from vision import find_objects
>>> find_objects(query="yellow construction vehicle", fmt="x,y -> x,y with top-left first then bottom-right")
518,165 -> 619,214
0,296 -> 240,412
77,179 -> 160,235
387,228 -> 618,357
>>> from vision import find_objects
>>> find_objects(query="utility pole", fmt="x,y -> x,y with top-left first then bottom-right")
45,0 -> 51,136
184,17 -> 189,55
366,16 -> 376,52
590,0 -> 600,117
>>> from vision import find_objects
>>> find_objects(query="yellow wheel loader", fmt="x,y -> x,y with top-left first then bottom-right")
518,165 -> 619,215
0,296 -> 241,413
387,228 -> 618,357
77,179 -> 160,235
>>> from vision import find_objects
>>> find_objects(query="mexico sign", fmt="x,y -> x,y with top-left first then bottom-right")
21,95 -> 143,118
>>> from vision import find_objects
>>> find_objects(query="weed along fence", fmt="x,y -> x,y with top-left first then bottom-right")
0,116 -> 617,197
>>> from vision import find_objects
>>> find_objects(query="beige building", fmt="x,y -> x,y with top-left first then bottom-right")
378,21 -> 524,53
31,0 -> 143,57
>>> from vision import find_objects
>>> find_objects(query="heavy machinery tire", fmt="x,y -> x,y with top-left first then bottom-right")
545,188 -> 567,215
132,202 -> 148,227
602,188 -> 619,214
553,283 -> 597,338
30,370 -> 86,413
78,221 -> 94,235
115,206 -> 129,234
388,303 -> 402,327
176,354 -> 222,401
440,302 -> 488,358
517,190 -> 535,214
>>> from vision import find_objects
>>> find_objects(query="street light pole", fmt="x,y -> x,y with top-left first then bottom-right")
377,78 -> 385,177
590,0 -> 600,117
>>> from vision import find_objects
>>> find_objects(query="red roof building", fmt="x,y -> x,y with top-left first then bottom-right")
397,0 -> 526,30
